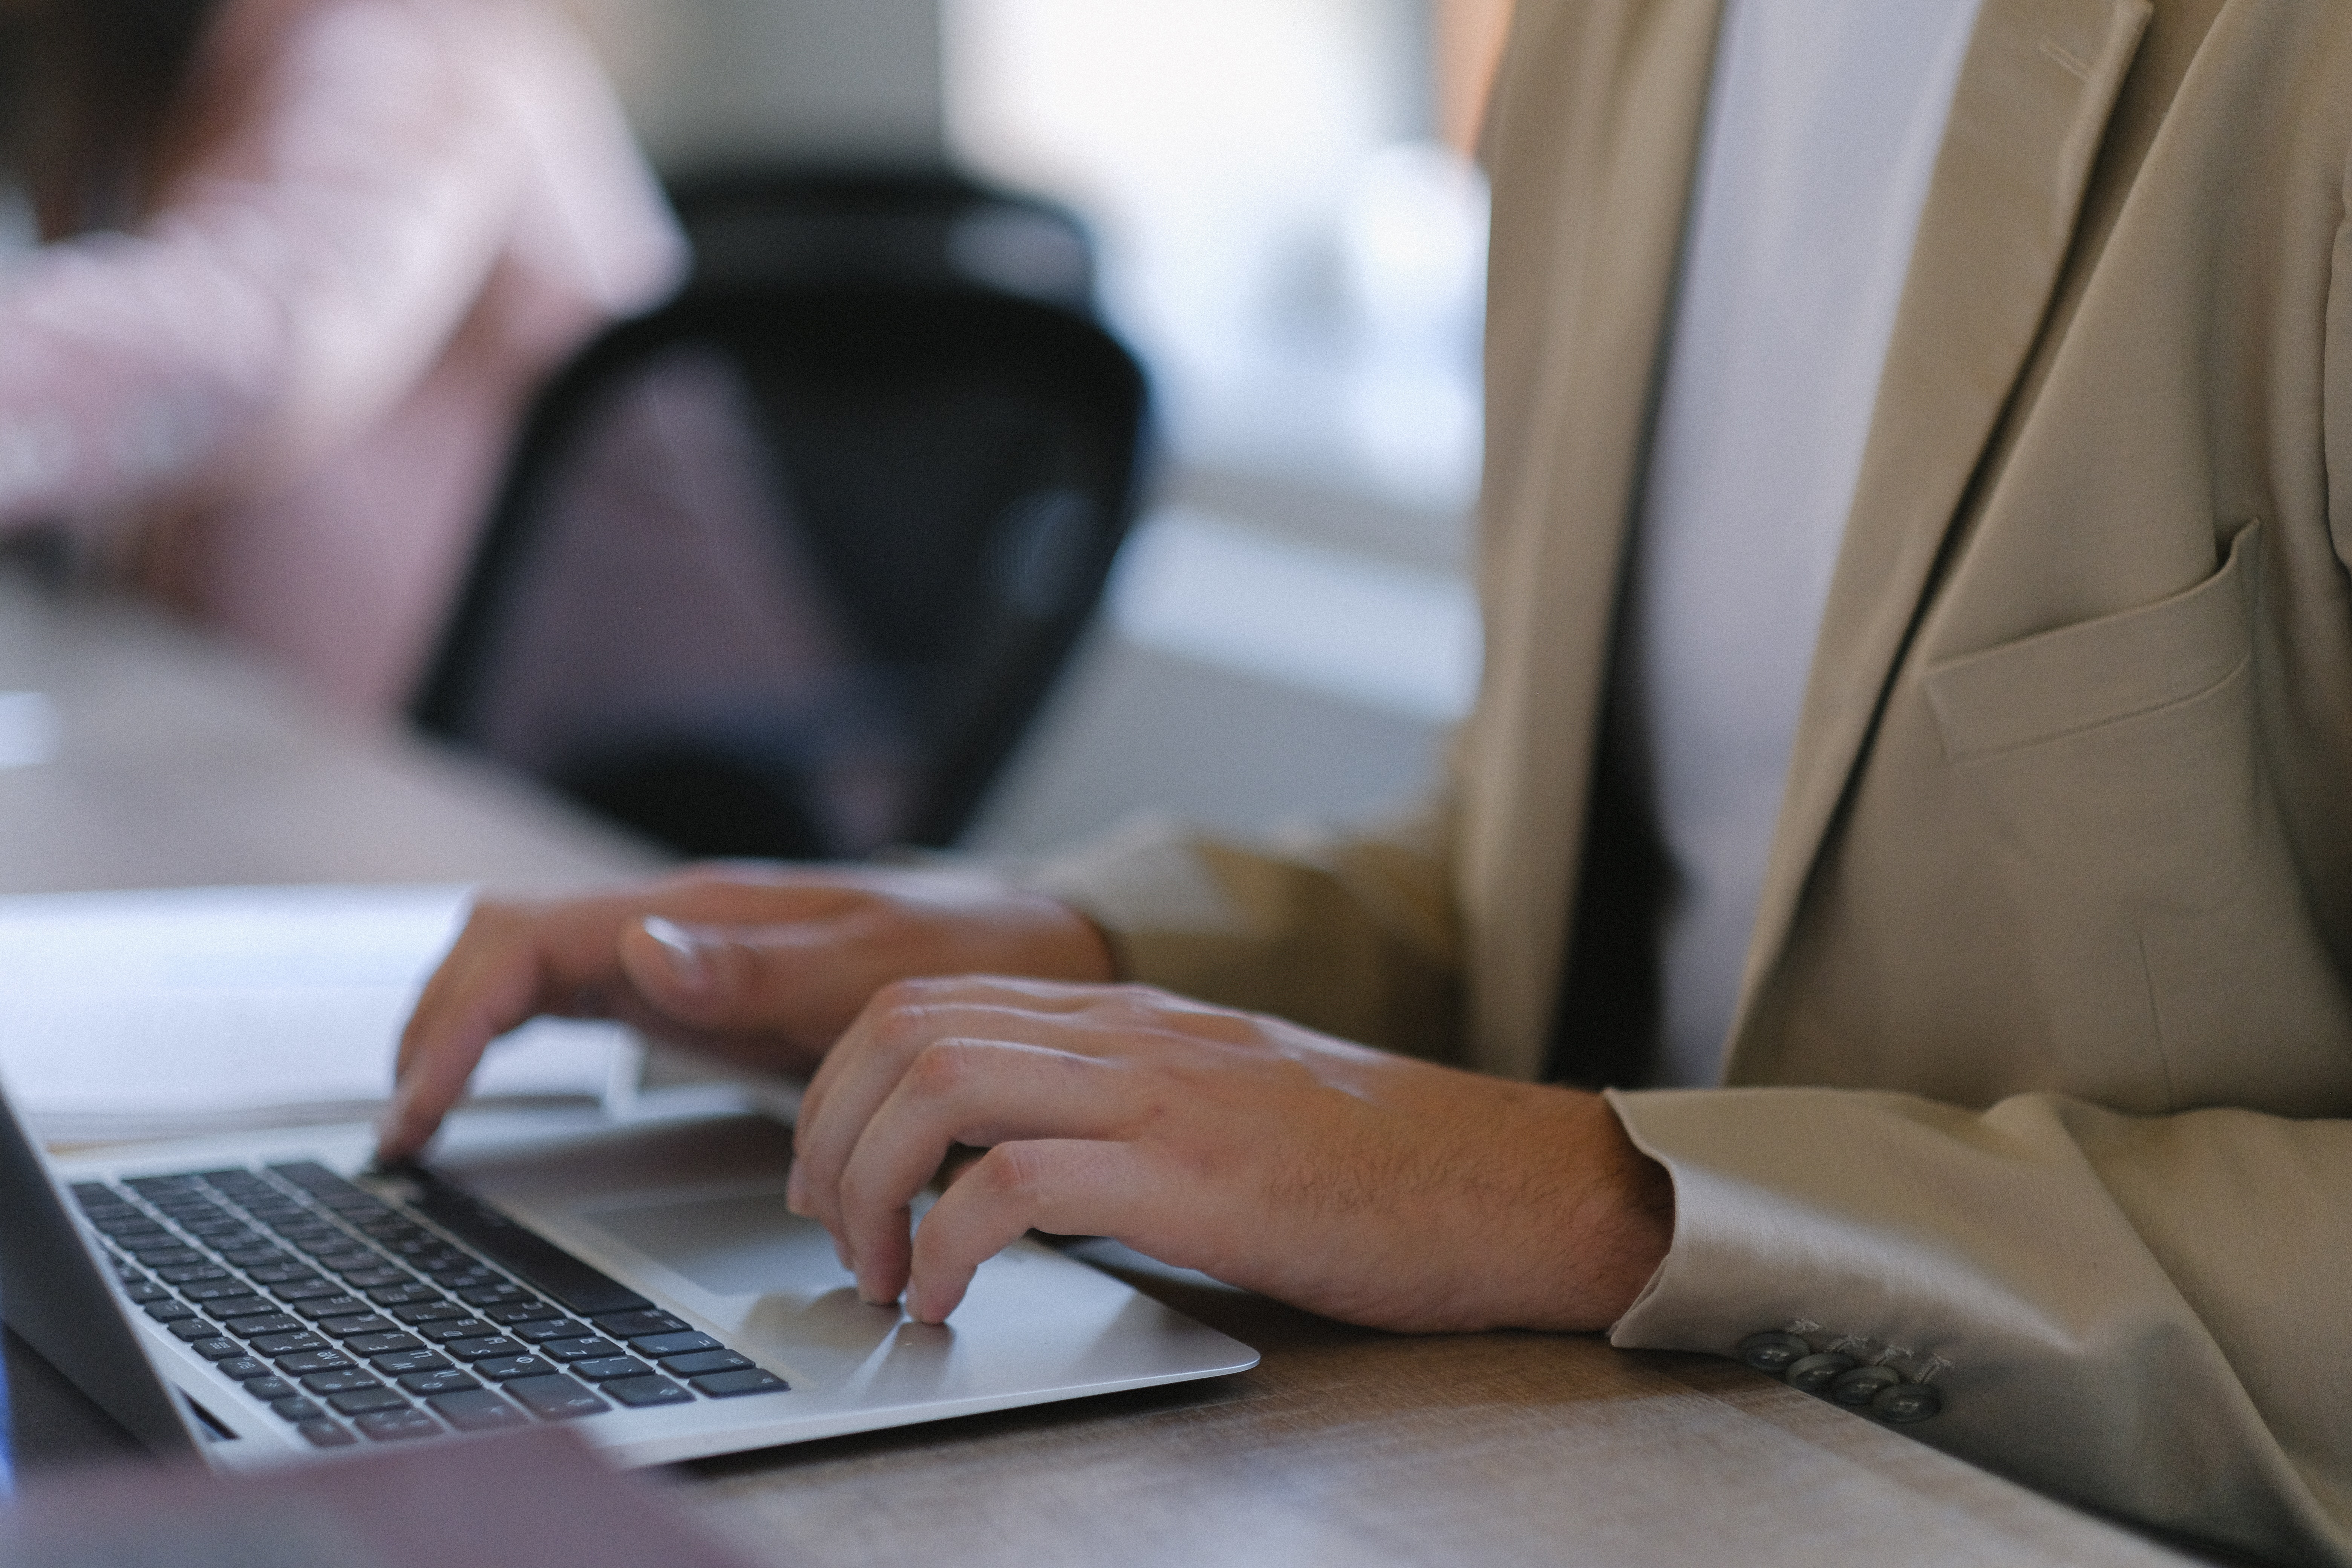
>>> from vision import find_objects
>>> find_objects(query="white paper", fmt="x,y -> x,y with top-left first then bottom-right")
0,885 -> 639,1139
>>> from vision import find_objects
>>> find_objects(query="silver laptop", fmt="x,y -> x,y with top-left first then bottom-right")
0,1080 -> 1255,1470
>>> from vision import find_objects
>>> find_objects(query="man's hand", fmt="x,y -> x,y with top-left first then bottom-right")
787,976 -> 1675,1333
377,865 -> 1113,1161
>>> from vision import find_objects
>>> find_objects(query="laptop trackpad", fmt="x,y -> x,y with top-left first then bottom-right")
585,1191 -> 845,1298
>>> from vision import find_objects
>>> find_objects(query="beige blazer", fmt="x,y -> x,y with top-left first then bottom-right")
1039,0 -> 2352,1559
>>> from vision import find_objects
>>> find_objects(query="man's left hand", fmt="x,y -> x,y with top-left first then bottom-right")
786,977 -> 1675,1332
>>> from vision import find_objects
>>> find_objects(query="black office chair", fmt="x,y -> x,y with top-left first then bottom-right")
412,277 -> 1149,861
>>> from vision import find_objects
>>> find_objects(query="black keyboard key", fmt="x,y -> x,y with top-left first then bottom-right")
188,1338 -> 245,1360
317,1315 -> 398,1340
124,1176 -> 201,1194
691,1368 -> 790,1398
127,1247 -> 206,1268
270,1397 -> 325,1422
222,1247 -> 291,1268
399,1369 -> 479,1396
539,1338 -> 621,1364
356,1409 -> 443,1442
508,1319 -> 583,1343
166,1319 -> 222,1341
71,1182 -> 124,1204
145,1302 -> 197,1324
95,1219 -> 168,1240
455,1285 -> 530,1308
289,1295 -> 369,1320
263,1161 -> 352,1195
328,1387 -> 410,1416
179,1282 -> 256,1305
427,1390 -> 529,1433
109,1259 -> 144,1284
271,1281 -> 345,1303
391,1165 -> 652,1317
502,1375 -> 609,1420
487,1308 -> 569,1331
661,1350 -> 753,1378
345,1331 -> 421,1355
154,1263 -> 225,1283
474,1356 -> 556,1382
416,1319 -> 495,1344
568,1358 -> 652,1383
444,1337 -> 523,1362
297,1418 -> 358,1449
250,1331 -> 329,1356
338,1267 -> 412,1290
370,1350 -> 451,1377
301,1370 -> 383,1395
214,1357 -> 272,1381
368,1284 -> 445,1307
247,1263 -> 319,1285
389,1302 -> 471,1325
278,1230 -> 349,1254
604,1375 -> 695,1409
276,1350 -> 354,1376
430,1269 -> 503,1292
120,1280 -> 169,1305
591,1310 -> 688,1340
225,1315 -> 307,1340
628,1332 -> 721,1359
310,1251 -> 380,1275
243,1377 -> 296,1401
207,1298 -> 288,1323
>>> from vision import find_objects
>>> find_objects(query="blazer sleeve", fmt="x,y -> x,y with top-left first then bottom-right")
1024,796 -> 1468,1064
1605,1087 -> 2352,1566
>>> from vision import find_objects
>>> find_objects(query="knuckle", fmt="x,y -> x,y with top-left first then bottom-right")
977,1142 -> 1049,1203
904,1039 -> 979,1100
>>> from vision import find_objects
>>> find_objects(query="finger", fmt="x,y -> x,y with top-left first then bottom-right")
902,1140 -> 1152,1323
381,911 -> 574,1161
384,874 -> 860,1160
792,988 -> 1123,1236
795,976 -> 1130,1141
835,1041 -> 1135,1305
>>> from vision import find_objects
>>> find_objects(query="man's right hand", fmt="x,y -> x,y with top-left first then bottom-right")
375,865 -> 1115,1162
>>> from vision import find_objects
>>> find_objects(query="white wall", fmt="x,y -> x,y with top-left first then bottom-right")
560,0 -> 945,168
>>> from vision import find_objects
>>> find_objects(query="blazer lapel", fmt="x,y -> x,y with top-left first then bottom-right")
1461,0 -> 1723,1079
1729,0 -> 2153,1045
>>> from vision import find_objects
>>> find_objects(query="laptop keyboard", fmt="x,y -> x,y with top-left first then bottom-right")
70,1161 -> 788,1448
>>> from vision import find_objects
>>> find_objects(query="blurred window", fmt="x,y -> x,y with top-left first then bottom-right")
944,0 -> 1488,513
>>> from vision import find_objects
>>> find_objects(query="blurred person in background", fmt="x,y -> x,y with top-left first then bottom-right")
0,0 -> 682,717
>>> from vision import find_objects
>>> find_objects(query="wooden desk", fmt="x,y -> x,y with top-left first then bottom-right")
0,580 -> 2217,1566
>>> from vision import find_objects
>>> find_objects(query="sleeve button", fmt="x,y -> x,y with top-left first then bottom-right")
1736,1331 -> 1813,1374
1828,1365 -> 1900,1406
1871,1382 -> 1943,1424
1785,1352 -> 1857,1393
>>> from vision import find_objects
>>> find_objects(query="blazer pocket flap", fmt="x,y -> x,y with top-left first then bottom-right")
1925,523 -> 2257,761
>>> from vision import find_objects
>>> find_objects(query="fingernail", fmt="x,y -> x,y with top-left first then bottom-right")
641,917 -> 710,992
785,1161 -> 806,1214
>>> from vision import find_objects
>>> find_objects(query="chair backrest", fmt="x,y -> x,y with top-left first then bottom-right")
666,166 -> 1098,312
412,279 -> 1149,860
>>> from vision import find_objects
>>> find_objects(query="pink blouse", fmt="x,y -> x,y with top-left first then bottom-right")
0,0 -> 684,717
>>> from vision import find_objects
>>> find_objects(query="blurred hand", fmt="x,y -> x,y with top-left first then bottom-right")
377,865 -> 1113,1161
787,976 -> 1675,1332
